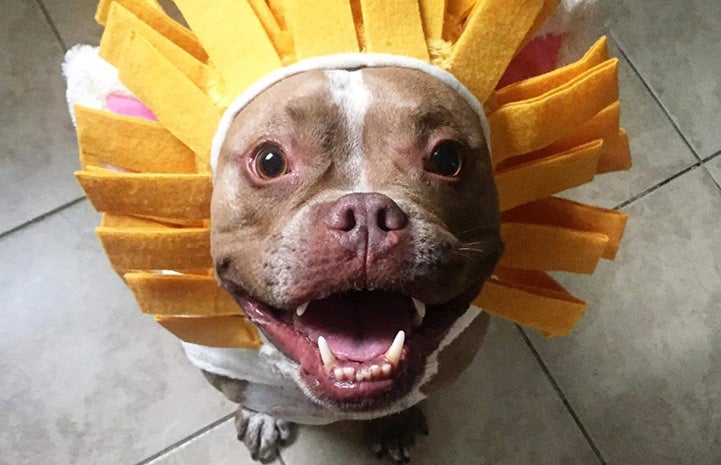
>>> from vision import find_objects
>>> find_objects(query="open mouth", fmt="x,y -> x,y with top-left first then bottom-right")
227,285 -> 478,409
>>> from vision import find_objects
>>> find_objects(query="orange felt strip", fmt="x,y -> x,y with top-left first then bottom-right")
599,128 -> 631,173
101,3 -> 211,91
285,0 -> 359,59
125,273 -> 241,316
101,213 -> 206,229
499,223 -> 609,274
360,0 -> 430,60
267,0 -> 288,30
419,0 -> 446,40
494,36 -> 608,108
475,268 -> 586,336
95,0 -> 207,62
75,171 -> 211,219
447,0 -> 545,103
503,197 -> 628,259
495,139 -> 603,211
99,31 -> 221,162
489,58 -> 619,162
174,0 -> 282,98
521,0 -> 561,46
247,0 -> 295,60
74,106 -> 197,174
155,315 -> 261,348
96,227 -> 212,271
446,0 -> 477,20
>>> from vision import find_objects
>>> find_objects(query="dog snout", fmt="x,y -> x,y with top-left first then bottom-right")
324,193 -> 408,232
323,193 -> 408,258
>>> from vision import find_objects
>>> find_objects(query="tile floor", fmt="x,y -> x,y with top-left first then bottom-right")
1,1 -> 720,464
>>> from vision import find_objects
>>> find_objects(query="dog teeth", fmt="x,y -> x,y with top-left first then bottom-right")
382,363 -> 392,375
343,367 -> 355,379
317,336 -> 336,369
384,330 -> 405,366
296,302 -> 309,317
412,298 -> 426,326
370,365 -> 381,377
334,367 -> 344,379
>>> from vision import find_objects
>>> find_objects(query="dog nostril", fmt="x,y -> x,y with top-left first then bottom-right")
377,206 -> 408,231
326,205 -> 357,232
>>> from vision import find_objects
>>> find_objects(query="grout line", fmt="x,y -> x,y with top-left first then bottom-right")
514,325 -> 608,465
702,150 -> 721,163
612,163 -> 701,210
32,0 -> 67,51
0,197 -> 86,241
610,33 -> 703,162
134,412 -> 235,465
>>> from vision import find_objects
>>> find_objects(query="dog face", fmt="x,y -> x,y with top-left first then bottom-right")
212,67 -> 502,410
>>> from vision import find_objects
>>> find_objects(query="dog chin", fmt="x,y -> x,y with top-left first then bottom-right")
222,281 -> 482,411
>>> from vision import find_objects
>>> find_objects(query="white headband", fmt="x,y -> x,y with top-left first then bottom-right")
210,53 -> 491,173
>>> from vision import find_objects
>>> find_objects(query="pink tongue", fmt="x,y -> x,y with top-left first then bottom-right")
298,292 -> 412,361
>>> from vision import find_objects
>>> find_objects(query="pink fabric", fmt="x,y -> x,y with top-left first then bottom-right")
106,93 -> 158,121
496,34 -> 563,90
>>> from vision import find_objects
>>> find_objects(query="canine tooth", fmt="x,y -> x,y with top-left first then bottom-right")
385,330 -> 405,365
334,367 -> 344,379
343,367 -> 355,378
317,336 -> 336,369
412,298 -> 426,321
382,364 -> 392,375
296,302 -> 309,317
370,365 -> 381,377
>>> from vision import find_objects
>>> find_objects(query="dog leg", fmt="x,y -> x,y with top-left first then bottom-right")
364,405 -> 429,464
235,407 -> 295,463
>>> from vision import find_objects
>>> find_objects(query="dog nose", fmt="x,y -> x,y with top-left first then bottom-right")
324,193 -> 408,233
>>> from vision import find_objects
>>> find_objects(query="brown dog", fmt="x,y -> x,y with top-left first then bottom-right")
204,64 -> 503,462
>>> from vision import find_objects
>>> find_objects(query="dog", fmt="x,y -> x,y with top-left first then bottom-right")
205,64 -> 503,462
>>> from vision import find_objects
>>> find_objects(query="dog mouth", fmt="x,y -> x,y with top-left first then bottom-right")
227,285 -> 477,409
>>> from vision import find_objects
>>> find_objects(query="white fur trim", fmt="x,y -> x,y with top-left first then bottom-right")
62,45 -> 133,126
535,0 -> 599,65
210,53 -> 491,173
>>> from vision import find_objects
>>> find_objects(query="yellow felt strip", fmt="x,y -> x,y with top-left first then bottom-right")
599,129 -> 631,173
499,223 -> 609,274
101,3 -> 211,91
174,0 -> 282,97
100,31 -> 221,161
74,106 -> 197,174
248,0 -> 295,60
489,58 -> 619,161
96,227 -> 212,271
495,139 -> 603,211
125,273 -> 241,316
95,0 -> 207,62
502,197 -> 628,259
494,36 -> 608,108
520,0 -> 561,48
285,0 -> 358,59
419,0 -> 446,39
360,0 -> 430,61
155,315 -> 261,348
75,171 -> 211,219
447,0 -> 545,103
446,0 -> 476,19
267,0 -> 288,29
474,268 -> 586,336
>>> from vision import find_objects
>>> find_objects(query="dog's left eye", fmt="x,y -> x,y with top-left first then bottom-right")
254,145 -> 288,179
425,140 -> 462,177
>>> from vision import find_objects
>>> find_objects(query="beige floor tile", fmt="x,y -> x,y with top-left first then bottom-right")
705,155 -> 721,187
529,168 -> 721,464
0,201 -> 235,465
0,0 -> 84,234
148,418 -> 279,465
281,319 -> 600,465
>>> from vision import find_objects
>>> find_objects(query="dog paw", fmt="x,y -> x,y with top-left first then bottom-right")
235,408 -> 295,463
364,406 -> 429,464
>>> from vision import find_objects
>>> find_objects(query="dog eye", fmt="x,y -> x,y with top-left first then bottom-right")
254,145 -> 288,179
426,140 -> 462,177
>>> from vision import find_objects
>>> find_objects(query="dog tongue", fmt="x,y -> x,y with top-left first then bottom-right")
297,291 -> 412,361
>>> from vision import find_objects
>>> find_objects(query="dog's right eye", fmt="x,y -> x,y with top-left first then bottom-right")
254,145 -> 288,179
